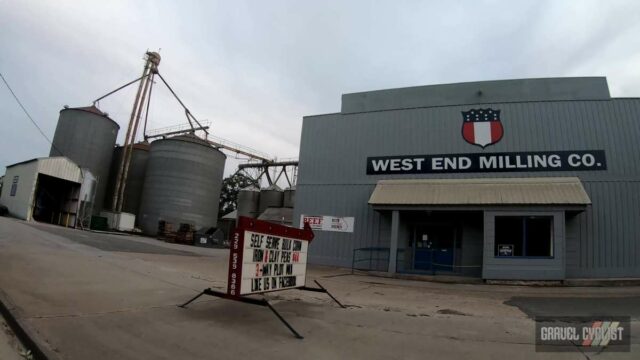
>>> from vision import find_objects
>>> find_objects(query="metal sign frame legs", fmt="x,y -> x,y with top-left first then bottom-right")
179,280 -> 344,339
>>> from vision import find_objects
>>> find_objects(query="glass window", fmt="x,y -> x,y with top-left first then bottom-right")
10,176 -> 19,196
495,217 -> 523,256
494,216 -> 553,257
525,217 -> 553,257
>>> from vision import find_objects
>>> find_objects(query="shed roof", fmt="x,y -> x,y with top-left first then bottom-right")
61,105 -> 120,129
5,157 -> 83,183
368,177 -> 591,206
6,158 -> 39,169
67,105 -> 107,116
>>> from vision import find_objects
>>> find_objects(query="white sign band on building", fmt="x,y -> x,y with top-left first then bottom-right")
300,215 -> 355,233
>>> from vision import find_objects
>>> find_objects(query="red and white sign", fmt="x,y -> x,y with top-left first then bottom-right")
461,108 -> 504,148
227,217 -> 314,297
301,216 -> 323,229
300,215 -> 355,233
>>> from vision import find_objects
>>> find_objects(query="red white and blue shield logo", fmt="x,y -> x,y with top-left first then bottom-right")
461,108 -> 503,148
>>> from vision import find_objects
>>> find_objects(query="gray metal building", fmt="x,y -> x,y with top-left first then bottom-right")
294,77 -> 640,280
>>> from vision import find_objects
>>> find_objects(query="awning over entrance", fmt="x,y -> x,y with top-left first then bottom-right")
368,177 -> 591,206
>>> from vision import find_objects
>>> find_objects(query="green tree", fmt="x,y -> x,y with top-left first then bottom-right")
218,173 -> 256,217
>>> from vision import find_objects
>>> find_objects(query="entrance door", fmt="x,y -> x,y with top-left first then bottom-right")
32,174 -> 80,226
413,225 -> 455,272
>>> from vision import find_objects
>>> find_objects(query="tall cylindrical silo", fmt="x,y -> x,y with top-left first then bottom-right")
258,184 -> 283,216
283,186 -> 296,208
138,134 -> 226,235
104,142 -> 150,217
50,105 -> 119,214
236,185 -> 260,219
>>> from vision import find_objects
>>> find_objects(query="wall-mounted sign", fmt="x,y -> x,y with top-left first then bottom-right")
462,108 -> 504,148
498,244 -> 514,256
228,217 -> 314,296
300,215 -> 355,233
366,150 -> 607,175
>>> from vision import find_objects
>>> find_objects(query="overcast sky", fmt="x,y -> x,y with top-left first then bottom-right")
2,0 -> 640,177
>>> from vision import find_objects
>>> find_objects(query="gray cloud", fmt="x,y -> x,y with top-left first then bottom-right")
2,0 -> 640,176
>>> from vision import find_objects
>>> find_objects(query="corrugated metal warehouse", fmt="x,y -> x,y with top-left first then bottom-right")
0,157 -> 94,226
293,77 -> 640,280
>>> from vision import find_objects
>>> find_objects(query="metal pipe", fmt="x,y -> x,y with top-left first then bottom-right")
283,168 -> 292,187
206,139 -> 273,162
238,161 -> 299,169
184,109 -> 194,129
92,75 -> 148,105
142,73 -> 155,139
273,167 -> 285,184
145,126 -> 209,140
156,72 -> 209,137
117,61 -> 154,212
186,110 -> 207,136
111,56 -> 151,211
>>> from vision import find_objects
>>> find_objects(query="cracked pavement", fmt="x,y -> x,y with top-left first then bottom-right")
0,216 -> 638,359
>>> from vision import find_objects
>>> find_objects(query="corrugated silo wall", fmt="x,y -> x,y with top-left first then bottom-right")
283,189 -> 295,208
104,146 -> 149,216
138,137 -> 226,235
259,189 -> 284,214
50,109 -> 119,214
294,99 -> 640,278
237,188 -> 260,218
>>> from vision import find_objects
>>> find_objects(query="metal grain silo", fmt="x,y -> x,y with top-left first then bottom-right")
236,185 -> 260,219
283,186 -> 296,208
104,142 -> 150,217
50,105 -> 119,214
138,134 -> 226,235
258,184 -> 283,216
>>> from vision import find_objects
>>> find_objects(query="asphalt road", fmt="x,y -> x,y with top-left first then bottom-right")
506,296 -> 640,320
24,222 -> 197,256
0,217 -> 638,359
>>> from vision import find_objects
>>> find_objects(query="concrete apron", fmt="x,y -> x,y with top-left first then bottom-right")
356,270 -> 640,287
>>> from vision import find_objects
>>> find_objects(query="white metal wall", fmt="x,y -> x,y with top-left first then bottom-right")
0,157 -> 83,221
0,161 -> 38,220
37,157 -> 83,183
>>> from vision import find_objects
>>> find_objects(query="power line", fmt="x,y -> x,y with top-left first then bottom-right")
0,72 -> 63,156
